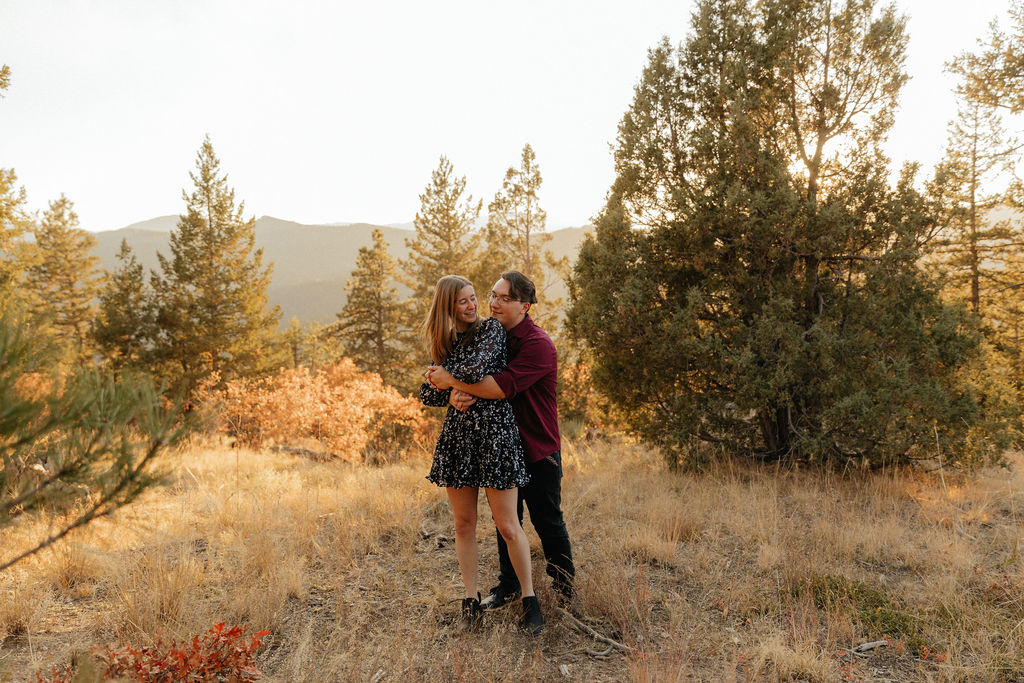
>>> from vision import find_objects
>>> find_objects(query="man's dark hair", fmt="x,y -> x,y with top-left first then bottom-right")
501,271 -> 538,304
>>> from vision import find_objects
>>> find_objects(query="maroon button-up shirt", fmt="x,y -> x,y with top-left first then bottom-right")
492,315 -> 560,464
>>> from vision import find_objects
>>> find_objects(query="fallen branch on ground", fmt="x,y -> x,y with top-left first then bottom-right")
556,607 -> 634,654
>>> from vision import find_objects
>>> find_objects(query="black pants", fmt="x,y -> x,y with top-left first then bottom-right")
495,451 -> 575,598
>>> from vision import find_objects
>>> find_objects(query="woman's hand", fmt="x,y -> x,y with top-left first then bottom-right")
426,365 -> 456,390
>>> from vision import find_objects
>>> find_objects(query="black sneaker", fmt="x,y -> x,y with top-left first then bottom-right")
461,593 -> 482,632
520,595 -> 545,635
480,583 -> 520,610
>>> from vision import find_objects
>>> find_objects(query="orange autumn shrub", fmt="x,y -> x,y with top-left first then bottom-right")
196,360 -> 432,463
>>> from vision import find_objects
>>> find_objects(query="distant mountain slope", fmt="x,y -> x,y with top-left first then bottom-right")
117,215 -> 179,232
93,217 -> 591,327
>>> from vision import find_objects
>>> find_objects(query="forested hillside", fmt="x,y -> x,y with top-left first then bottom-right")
92,218 -> 589,325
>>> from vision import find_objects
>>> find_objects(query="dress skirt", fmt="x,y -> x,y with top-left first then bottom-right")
426,399 -> 529,490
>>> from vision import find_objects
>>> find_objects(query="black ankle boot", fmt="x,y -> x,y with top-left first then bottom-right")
461,593 -> 482,632
520,595 -> 544,635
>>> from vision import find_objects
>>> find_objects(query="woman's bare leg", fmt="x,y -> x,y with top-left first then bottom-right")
446,486 -> 479,598
486,487 -> 535,597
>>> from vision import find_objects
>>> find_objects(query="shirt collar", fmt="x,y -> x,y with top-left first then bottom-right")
508,314 -> 533,338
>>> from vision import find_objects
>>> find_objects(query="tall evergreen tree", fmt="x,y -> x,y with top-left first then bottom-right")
93,239 -> 154,371
275,317 -> 339,371
568,0 -> 998,468
944,3 -> 1024,393
485,144 -> 568,324
486,144 -> 547,278
951,0 -> 1024,114
24,194 -> 101,360
0,68 -> 31,311
336,229 -> 418,390
0,169 -> 30,310
150,136 -> 280,392
930,94 -> 1022,317
400,157 -> 482,321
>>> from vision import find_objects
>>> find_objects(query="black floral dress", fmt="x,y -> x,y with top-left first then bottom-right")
421,316 -> 529,490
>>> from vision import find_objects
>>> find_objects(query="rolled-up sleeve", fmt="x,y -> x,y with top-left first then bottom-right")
492,335 -> 556,399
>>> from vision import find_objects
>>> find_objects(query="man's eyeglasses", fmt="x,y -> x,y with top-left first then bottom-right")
488,292 -> 519,304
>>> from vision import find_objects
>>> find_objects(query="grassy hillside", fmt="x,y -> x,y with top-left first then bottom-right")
93,218 -> 590,327
2,439 -> 1022,681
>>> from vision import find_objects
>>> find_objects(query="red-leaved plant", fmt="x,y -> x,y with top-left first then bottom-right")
34,623 -> 269,682
92,622 -> 269,682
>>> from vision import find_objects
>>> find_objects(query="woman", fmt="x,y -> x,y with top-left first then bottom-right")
420,275 -> 544,634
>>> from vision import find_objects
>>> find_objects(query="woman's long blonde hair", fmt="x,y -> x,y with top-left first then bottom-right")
424,275 -> 478,364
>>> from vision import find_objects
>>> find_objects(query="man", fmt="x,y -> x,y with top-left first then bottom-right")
427,271 -> 575,614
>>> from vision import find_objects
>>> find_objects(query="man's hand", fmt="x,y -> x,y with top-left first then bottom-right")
426,365 -> 505,400
426,365 -> 455,390
449,389 -> 478,413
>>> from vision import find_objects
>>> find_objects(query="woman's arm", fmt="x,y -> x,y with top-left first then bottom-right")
428,369 -> 505,399
418,377 -> 451,407
443,318 -> 506,385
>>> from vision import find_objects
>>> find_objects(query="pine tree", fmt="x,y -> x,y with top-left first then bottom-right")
400,157 -> 482,321
281,317 -> 305,369
930,95 -> 1022,316
0,68 -> 31,311
276,317 -> 339,371
336,229 -> 418,390
0,311 -> 188,572
0,169 -> 30,310
951,0 -> 1024,114
944,4 -> 1024,392
485,144 -> 568,324
24,194 -> 101,361
150,136 -> 280,392
93,239 -> 154,371
568,0 -> 999,468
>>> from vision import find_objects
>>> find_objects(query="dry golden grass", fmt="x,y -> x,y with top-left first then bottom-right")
1,437 -> 1024,681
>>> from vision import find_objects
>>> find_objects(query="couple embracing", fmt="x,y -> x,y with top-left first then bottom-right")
419,271 -> 575,635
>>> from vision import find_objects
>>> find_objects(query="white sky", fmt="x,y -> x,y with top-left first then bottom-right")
0,0 -> 1015,232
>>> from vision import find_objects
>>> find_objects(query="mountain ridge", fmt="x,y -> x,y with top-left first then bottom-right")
93,216 -> 591,327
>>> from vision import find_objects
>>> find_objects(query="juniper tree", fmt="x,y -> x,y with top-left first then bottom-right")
93,239 -> 154,371
568,0 -> 998,468
150,136 -> 280,393
400,157 -> 483,321
336,229 -> 418,390
23,195 -> 102,361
